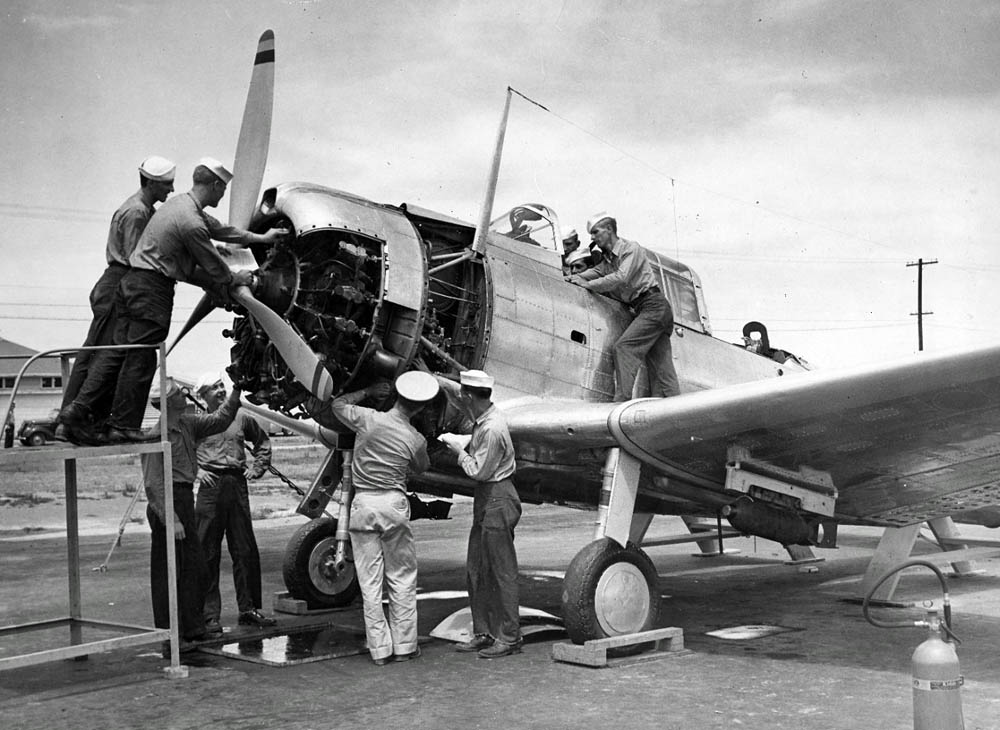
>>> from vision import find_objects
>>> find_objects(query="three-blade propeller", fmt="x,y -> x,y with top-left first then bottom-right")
168,30 -> 333,400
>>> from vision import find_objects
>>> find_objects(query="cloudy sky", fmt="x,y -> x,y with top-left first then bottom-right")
1,0 -> 999,380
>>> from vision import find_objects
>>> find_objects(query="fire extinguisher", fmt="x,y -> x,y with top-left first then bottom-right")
863,559 -> 965,730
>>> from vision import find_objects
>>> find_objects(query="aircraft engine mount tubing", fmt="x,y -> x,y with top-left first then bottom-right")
720,500 -> 815,546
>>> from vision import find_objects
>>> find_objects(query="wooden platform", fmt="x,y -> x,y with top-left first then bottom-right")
551,627 -> 687,668
272,592 -> 355,616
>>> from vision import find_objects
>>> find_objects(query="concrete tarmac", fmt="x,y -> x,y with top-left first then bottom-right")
2,500 -> 999,729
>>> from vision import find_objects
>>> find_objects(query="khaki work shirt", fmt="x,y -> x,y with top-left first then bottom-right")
575,236 -> 659,305
458,404 -> 516,483
196,411 -> 272,483
130,192 -> 246,288
105,190 -> 154,266
141,392 -> 241,520
332,394 -> 429,492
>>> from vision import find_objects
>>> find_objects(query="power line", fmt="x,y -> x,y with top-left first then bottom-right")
0,314 -> 231,324
510,88 -> 911,256
0,202 -> 107,223
681,250 -> 906,265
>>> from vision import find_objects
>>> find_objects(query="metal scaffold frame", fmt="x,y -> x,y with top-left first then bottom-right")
0,343 -> 184,676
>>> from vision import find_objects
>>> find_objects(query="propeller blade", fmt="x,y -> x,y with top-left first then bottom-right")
230,29 -> 275,231
238,398 -> 342,449
231,285 -> 334,401
168,29 -> 276,356
166,292 -> 218,355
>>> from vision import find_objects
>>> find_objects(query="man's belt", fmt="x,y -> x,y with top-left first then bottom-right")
203,466 -> 244,477
630,286 -> 661,306
130,266 -> 175,286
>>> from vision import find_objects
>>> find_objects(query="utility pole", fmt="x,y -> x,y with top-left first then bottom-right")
906,258 -> 937,351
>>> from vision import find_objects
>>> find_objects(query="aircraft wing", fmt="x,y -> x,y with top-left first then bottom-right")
503,342 -> 1000,527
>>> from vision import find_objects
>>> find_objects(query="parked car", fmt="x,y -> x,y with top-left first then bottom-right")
18,415 -> 58,446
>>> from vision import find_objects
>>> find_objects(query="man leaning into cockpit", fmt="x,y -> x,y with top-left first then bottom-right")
565,212 -> 679,401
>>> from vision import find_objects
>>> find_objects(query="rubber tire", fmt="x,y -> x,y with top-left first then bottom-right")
561,538 -> 660,656
282,517 -> 360,609
27,432 -> 45,447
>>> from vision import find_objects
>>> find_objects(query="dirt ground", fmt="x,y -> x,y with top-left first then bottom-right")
0,437 -> 323,539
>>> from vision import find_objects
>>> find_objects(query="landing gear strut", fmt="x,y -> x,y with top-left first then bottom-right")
561,448 -> 661,652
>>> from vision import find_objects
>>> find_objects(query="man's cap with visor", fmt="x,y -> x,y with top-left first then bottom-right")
460,370 -> 495,389
198,156 -> 234,184
395,371 -> 439,402
139,155 -> 176,182
149,377 -> 184,407
586,212 -> 613,233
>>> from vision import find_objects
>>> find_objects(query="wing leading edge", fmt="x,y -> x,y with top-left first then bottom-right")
505,343 -> 1000,526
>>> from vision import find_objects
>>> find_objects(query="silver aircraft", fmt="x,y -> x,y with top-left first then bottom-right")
177,30 -> 1000,646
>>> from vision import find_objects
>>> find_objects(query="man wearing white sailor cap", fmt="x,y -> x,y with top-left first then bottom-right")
436,368 -> 522,658
193,372 -> 274,634
564,246 -> 594,275
331,371 -> 440,665
565,212 -> 680,400
142,375 -> 243,652
57,156 -> 177,443
60,157 -> 290,445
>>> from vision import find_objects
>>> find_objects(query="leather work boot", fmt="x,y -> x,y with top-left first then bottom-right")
455,634 -> 493,653
68,424 -> 106,447
58,403 -> 91,428
238,609 -> 277,627
477,641 -> 522,659
204,618 -> 224,638
104,427 -> 158,444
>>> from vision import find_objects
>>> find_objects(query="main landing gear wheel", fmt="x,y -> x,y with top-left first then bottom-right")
282,517 -> 360,610
561,538 -> 660,656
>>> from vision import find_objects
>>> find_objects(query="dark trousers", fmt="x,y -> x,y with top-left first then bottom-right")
147,483 -> 209,640
96,269 -> 174,430
196,471 -> 263,620
64,265 -> 127,419
614,292 -> 680,400
467,478 -> 522,645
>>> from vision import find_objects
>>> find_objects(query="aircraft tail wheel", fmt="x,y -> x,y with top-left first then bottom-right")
561,538 -> 660,655
282,517 -> 360,609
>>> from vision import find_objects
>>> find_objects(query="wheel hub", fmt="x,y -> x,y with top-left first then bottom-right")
593,562 -> 651,636
307,537 -> 354,595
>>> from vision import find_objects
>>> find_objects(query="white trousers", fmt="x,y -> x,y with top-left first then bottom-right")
349,490 -> 418,660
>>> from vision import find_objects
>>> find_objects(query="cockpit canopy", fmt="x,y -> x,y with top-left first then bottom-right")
489,203 -> 560,252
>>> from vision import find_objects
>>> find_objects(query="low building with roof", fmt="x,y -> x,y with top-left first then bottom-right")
1,337 -> 65,428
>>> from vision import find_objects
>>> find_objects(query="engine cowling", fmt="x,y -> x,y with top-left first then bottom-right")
228,182 -> 429,428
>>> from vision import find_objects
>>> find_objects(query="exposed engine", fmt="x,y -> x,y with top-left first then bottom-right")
222,183 -> 487,432
227,229 -> 383,420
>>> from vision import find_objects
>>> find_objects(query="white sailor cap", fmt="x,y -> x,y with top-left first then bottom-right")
586,212 -> 613,233
198,156 -> 234,184
459,369 -> 495,389
565,247 -> 590,266
139,155 -> 176,182
562,228 -> 578,242
195,371 -> 225,395
395,371 -> 439,402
